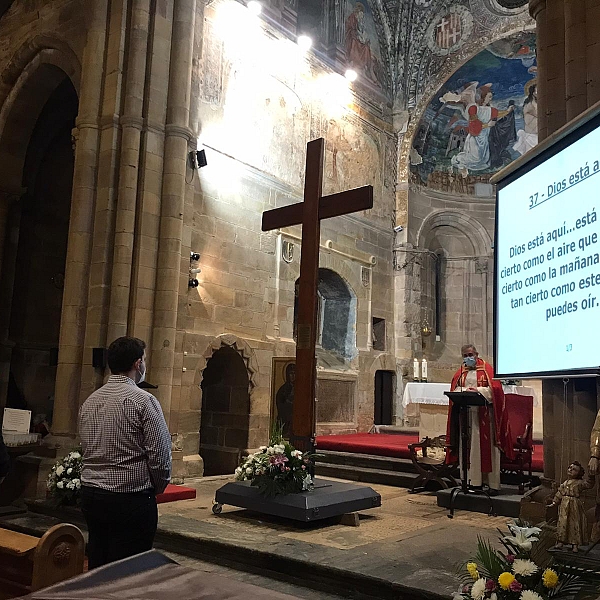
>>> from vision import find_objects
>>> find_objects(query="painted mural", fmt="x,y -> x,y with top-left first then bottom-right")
344,1 -> 385,87
410,31 -> 537,194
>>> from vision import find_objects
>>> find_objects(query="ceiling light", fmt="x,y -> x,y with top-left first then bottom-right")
298,35 -> 313,52
345,69 -> 358,82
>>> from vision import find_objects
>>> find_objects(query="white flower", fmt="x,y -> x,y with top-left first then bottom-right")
259,446 -> 267,451
72,478 -> 80,485
471,578 -> 486,600
75,481 -> 81,489
512,559 -> 538,577
245,467 -> 253,474
66,482 -> 75,490
291,450 -> 302,458
503,524 -> 541,551
67,468 -> 73,475
56,465 -> 64,476
56,481 -> 64,489
69,452 -> 81,459
490,594 -> 497,600
520,591 -> 543,600
235,467 -> 242,476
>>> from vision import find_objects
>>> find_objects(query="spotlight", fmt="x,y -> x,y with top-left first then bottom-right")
298,35 -> 312,52
190,251 -> 200,261
247,1 -> 261,15
345,69 -> 358,82
188,278 -> 199,288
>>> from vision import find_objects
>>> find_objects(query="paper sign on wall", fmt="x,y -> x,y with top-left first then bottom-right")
2,408 -> 31,434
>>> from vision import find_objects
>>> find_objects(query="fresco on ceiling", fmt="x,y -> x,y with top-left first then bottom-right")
410,31 -> 537,195
344,1 -> 385,88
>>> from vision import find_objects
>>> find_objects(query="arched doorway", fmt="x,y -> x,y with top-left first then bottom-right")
0,71 -> 78,424
200,345 -> 251,475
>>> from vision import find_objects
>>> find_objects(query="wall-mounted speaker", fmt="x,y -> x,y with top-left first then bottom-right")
92,347 -> 107,369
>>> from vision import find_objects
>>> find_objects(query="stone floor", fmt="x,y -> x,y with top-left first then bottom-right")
154,476 -> 512,599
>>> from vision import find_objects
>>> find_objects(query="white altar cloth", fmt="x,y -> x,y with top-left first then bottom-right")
402,382 -> 451,408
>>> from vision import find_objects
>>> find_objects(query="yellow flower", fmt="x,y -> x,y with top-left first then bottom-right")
466,562 -> 479,581
498,572 -> 515,590
542,568 -> 559,589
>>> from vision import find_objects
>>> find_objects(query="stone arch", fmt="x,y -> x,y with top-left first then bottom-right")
0,36 -> 81,196
193,334 -> 259,391
0,37 -> 80,419
416,210 -> 492,257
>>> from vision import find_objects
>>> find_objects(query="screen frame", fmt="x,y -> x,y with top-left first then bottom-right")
493,103 -> 600,379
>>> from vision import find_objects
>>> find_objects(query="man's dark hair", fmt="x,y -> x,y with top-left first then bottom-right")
107,337 -> 146,374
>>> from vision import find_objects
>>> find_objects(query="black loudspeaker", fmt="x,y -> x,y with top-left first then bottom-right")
196,149 -> 208,168
92,347 -> 107,369
49,348 -> 59,366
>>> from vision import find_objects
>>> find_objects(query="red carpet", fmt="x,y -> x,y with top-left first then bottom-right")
315,433 -> 544,472
156,484 -> 197,504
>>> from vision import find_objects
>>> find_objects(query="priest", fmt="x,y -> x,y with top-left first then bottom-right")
446,344 -> 514,492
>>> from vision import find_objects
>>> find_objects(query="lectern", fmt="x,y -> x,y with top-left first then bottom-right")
444,390 -> 494,518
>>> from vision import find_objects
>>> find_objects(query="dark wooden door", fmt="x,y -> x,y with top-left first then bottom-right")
374,370 -> 394,425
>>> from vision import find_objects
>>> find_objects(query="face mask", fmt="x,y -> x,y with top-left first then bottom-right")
137,363 -> 146,384
463,356 -> 477,368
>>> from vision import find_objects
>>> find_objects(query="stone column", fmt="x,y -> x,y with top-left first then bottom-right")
530,0 -> 549,141
78,1 -> 130,404
151,0 -> 197,428
564,0 -> 587,122
586,0 -> 600,107
128,2 -> 174,344
52,1 -> 110,436
107,0 -> 151,343
546,0 -> 566,137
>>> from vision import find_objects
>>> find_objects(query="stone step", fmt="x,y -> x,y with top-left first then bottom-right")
316,450 -> 417,473
315,462 -> 420,488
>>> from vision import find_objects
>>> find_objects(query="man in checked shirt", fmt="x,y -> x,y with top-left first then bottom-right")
78,336 -> 172,568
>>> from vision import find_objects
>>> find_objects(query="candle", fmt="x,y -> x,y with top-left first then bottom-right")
413,358 -> 420,381
421,358 -> 428,382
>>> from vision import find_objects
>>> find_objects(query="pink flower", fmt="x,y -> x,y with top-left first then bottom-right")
508,580 -> 522,592
301,465 -> 306,470
506,554 -> 515,564
485,579 -> 496,592
269,454 -> 289,466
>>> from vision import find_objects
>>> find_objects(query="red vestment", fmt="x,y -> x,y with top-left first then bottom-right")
446,358 -> 514,472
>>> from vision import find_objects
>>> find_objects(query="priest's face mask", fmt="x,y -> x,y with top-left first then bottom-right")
462,348 -> 478,369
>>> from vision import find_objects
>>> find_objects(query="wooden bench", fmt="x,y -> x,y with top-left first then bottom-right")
0,524 -> 85,599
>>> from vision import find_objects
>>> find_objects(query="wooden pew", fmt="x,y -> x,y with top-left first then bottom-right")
0,524 -> 85,599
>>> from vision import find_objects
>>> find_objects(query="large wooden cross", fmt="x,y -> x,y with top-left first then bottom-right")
262,138 -> 373,451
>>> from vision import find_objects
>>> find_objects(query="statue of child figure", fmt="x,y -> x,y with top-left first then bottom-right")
548,461 -> 595,552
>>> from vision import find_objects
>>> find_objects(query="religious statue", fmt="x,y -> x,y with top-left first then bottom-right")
446,344 -> 514,493
588,408 -> 600,544
548,461 -> 595,552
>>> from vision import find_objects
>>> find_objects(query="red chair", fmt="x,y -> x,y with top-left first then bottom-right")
500,394 -> 534,494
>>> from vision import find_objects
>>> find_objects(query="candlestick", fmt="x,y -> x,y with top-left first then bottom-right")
421,358 -> 428,382
413,358 -> 420,382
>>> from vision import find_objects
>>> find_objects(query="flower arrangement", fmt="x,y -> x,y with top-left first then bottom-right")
235,426 -> 316,497
46,449 -> 83,505
453,521 -> 596,600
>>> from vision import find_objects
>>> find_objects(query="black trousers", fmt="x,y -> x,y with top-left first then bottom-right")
81,485 -> 158,569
